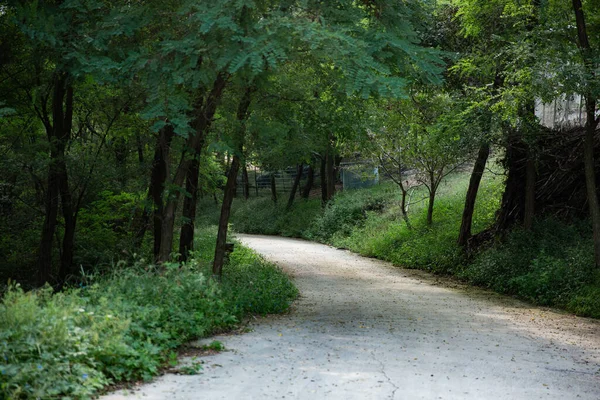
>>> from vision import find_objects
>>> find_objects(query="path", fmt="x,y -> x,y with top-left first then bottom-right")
103,234 -> 600,400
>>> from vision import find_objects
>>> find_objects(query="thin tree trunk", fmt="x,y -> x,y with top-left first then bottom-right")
57,157 -> 75,282
213,156 -> 241,277
400,187 -> 411,229
427,189 -> 436,226
270,173 -> 277,203
178,156 -> 200,262
301,164 -> 314,199
242,164 -> 249,200
320,156 -> 327,204
458,142 -> 490,246
427,171 -> 436,225
326,151 -> 335,200
572,0 -> 600,267
213,86 -> 253,277
287,163 -> 303,210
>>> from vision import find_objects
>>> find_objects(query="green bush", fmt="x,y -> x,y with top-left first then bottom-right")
460,219 -> 599,314
0,228 -> 297,399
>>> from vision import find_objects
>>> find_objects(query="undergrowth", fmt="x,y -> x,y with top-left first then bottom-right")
230,164 -> 600,319
0,227 -> 297,399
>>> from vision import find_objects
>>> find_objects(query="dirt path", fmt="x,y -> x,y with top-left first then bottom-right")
102,235 -> 600,400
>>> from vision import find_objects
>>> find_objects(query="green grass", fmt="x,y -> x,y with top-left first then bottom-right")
229,161 -> 600,319
0,227 -> 297,399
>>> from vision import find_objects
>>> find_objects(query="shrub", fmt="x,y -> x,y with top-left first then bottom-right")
0,228 -> 297,399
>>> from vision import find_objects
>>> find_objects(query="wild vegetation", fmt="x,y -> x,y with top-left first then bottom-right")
1,0 -> 600,397
1,229 -> 297,399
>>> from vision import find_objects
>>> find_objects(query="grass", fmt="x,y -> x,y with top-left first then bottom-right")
0,226 -> 298,399
228,160 -> 600,319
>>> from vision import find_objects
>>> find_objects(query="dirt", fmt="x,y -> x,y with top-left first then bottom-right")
101,234 -> 600,400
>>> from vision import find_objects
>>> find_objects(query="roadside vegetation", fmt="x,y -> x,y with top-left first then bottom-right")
0,228 -> 297,399
1,0 -> 600,398
228,163 -> 600,319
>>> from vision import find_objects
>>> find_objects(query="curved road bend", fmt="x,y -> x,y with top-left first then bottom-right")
102,234 -> 600,400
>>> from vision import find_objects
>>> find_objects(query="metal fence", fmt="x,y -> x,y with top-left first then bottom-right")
238,166 -> 322,197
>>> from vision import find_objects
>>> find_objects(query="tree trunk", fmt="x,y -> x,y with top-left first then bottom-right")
38,73 -> 73,286
458,142 -> 490,246
301,164 -> 314,199
583,111 -> 600,266
400,187 -> 411,229
242,164 -> 249,200
287,163 -> 303,210
523,154 -> 536,230
426,171 -> 436,225
157,74 -> 227,262
213,86 -> 253,277
326,152 -> 335,200
178,156 -> 200,262
320,156 -> 327,204
148,124 -> 175,260
38,167 -> 59,286
213,156 -> 241,277
496,130 -> 528,231
427,188 -> 436,226
57,158 -> 75,282
572,0 -> 600,266
270,173 -> 277,203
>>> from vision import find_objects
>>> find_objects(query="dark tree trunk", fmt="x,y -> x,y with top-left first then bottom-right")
242,164 -> 249,200
496,131 -> 528,231
213,155 -> 241,277
326,152 -> 335,200
320,156 -> 327,204
178,156 -> 200,262
287,163 -> 303,210
583,109 -> 600,266
301,165 -> 314,199
38,73 -> 73,286
148,124 -> 175,260
572,0 -> 600,267
39,168 -> 59,286
57,158 -> 75,282
270,173 -> 277,203
458,142 -> 490,246
213,86 -> 253,277
157,74 -> 227,262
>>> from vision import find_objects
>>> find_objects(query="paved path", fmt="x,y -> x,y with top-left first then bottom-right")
103,234 -> 600,399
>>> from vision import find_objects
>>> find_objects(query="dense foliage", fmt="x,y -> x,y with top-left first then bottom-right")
0,229 -> 297,399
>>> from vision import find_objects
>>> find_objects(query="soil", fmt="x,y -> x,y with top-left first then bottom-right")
101,234 -> 600,400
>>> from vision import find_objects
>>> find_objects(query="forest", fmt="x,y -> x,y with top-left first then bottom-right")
1,0 -> 600,398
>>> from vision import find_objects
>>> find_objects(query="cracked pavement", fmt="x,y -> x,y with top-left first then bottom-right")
102,234 -> 600,400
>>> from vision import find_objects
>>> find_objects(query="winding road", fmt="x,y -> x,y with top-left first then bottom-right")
103,234 -> 600,400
